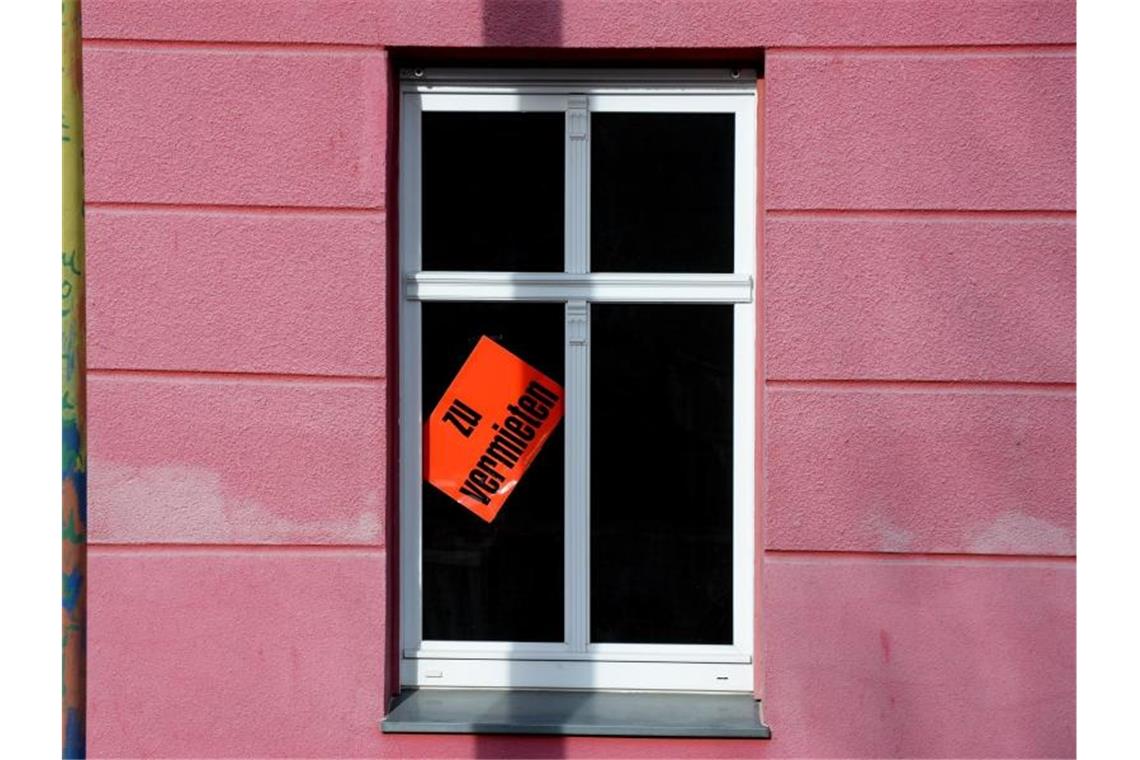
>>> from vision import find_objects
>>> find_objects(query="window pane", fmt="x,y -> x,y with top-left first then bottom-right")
422,302 -> 564,641
422,112 -> 564,272
591,113 -> 734,273
590,304 -> 733,644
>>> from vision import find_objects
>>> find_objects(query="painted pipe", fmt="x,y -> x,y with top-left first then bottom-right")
63,1 -> 87,757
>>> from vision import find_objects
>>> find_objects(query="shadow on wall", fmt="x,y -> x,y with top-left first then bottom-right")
483,0 -> 563,47
472,9 -> 572,759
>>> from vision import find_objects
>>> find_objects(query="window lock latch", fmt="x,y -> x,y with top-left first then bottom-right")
567,301 -> 589,346
568,96 -> 588,140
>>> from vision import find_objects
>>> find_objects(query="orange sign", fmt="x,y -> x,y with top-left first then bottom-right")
424,336 -> 564,523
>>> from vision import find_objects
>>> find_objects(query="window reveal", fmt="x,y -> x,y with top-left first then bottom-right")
400,70 -> 757,691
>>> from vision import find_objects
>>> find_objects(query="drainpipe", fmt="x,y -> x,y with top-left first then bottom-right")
63,1 -> 86,757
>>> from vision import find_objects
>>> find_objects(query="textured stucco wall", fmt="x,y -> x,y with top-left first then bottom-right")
82,1 -> 1075,757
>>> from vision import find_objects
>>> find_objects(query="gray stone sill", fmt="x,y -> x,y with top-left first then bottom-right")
381,688 -> 771,739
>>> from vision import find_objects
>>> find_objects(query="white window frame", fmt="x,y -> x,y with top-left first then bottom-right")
398,69 -> 757,693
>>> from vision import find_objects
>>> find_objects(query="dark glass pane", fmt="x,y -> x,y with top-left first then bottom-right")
591,113 -> 734,273
422,302 -> 564,641
422,112 -> 563,271
590,304 -> 733,644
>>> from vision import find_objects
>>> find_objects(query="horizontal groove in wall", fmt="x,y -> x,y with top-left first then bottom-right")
766,379 -> 1075,395
79,39 -> 1076,56
765,209 -> 1076,221
87,368 -> 386,385
769,43 -> 1075,57
82,38 -> 384,55
86,201 -> 384,217
765,549 -> 1075,565
90,543 -> 385,555
90,546 -> 1072,562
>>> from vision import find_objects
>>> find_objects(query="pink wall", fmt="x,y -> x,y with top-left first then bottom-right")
82,1 -> 1075,757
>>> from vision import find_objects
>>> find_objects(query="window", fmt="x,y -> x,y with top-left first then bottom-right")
399,69 -> 757,693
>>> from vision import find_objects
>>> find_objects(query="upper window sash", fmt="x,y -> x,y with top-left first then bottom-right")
400,79 -> 758,287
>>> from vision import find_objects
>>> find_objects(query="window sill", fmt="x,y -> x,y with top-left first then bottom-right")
381,688 -> 771,739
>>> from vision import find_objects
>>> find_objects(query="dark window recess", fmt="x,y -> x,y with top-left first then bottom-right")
421,302 -> 565,642
422,112 -> 564,272
591,113 -> 735,273
590,304 -> 734,644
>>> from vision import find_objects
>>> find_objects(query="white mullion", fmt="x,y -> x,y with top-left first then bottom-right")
565,96 -> 590,275
402,659 -> 752,692
399,93 -> 424,654
564,95 -> 591,653
565,301 -> 590,652
406,272 -> 752,302
731,98 -> 756,657
407,643 -> 748,663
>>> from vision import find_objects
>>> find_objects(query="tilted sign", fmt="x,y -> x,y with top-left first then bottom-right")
424,336 -> 564,523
